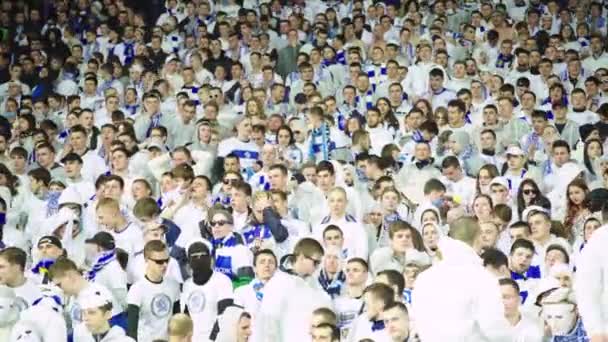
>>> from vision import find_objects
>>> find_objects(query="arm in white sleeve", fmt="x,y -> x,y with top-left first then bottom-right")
575,230 -> 607,336
147,153 -> 172,182
475,273 -> 514,342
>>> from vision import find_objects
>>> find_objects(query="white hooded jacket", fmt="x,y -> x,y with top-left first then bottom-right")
412,237 -> 513,342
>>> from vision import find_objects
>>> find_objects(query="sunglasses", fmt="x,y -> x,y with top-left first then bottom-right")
523,189 -> 537,195
223,178 -> 238,185
210,220 -> 230,227
149,258 -> 170,265
305,255 -> 322,267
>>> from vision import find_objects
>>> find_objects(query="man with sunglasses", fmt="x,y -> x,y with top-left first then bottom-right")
255,237 -> 332,342
126,240 -> 180,341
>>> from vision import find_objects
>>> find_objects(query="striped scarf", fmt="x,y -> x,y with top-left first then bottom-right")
242,224 -> 272,248
309,123 -> 335,161
366,64 -> 387,92
355,89 -> 374,113
86,249 -> 116,281
495,53 -> 513,69
318,269 -> 345,298
44,191 -> 62,218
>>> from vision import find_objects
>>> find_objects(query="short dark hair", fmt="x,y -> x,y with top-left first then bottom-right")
143,240 -> 167,259
510,238 -> 535,255
481,248 -> 508,269
27,168 -> 51,186
377,269 -> 405,294
364,283 -> 395,308
424,178 -> 446,195
499,278 -> 520,293
253,249 -> 277,266
347,257 -> 369,272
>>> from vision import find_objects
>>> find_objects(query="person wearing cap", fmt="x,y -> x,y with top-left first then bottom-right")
73,286 -> 135,341
541,287 -> 590,340
84,232 -> 128,324
180,240 -> 233,340
48,257 -> 126,332
61,151 -> 96,202
126,240 -> 180,341
503,144 -> 535,198
30,235 -> 65,284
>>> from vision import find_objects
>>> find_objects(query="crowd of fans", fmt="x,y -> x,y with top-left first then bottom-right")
0,0 -> 608,341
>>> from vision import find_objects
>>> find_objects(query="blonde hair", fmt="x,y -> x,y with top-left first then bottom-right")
168,313 -> 193,338
252,191 -> 271,205
96,197 -> 120,212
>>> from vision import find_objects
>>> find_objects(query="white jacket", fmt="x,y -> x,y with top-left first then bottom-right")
254,271 -> 332,342
412,237 -> 513,342
575,225 -> 608,336
73,325 -> 135,342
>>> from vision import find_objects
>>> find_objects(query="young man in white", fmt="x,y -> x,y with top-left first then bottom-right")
333,257 -> 369,339
0,247 -> 42,311
313,187 -> 368,260
126,240 -> 180,341
181,241 -> 233,341
347,283 -> 393,342
48,257 -> 125,334
499,278 -> 543,341
84,232 -> 128,325
73,286 -> 134,341
255,238 -> 332,342
382,302 -> 412,342
95,197 -> 144,257
234,249 -> 277,320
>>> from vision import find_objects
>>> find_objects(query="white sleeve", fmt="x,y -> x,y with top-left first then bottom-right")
255,276 -> 285,342
147,153 -> 172,182
474,272 -> 514,342
575,230 -> 608,335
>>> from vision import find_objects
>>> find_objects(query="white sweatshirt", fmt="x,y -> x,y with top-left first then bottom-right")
575,225 -> 608,336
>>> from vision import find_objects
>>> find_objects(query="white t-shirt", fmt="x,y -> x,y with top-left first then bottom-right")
180,272 -> 233,340
126,252 -> 183,285
127,276 -> 180,342
111,222 -> 144,256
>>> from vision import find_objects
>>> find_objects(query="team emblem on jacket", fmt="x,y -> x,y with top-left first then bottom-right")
187,290 -> 206,313
70,304 -> 82,322
151,294 -> 172,317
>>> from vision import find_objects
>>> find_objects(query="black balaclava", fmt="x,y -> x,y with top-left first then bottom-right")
188,242 -> 213,286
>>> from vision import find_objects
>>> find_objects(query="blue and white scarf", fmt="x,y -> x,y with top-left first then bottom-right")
355,89 -> 374,113
510,264 -> 541,303
242,224 -> 273,247
495,53 -> 513,69
318,269 -> 345,298
146,112 -> 163,137
366,64 -> 387,92
252,279 -> 265,301
44,191 -> 62,218
212,234 -> 238,251
309,123 -> 335,161
86,249 -> 116,281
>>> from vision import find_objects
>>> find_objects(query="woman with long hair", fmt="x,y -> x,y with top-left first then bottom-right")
476,164 -> 499,195
583,138 -> 603,181
563,179 -> 591,243
276,125 -> 304,171
472,194 -> 494,223
376,97 -> 400,137
516,179 -> 542,220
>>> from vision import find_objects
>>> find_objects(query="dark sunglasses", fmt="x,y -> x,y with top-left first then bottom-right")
223,178 -> 238,185
523,189 -> 537,195
210,220 -> 230,227
149,258 -> 170,265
